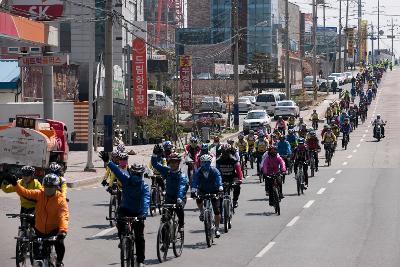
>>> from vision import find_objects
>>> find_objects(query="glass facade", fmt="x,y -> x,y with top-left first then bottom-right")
211,0 -> 232,43
95,0 -> 106,60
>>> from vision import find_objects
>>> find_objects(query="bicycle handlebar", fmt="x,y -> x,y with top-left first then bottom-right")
6,213 -> 34,219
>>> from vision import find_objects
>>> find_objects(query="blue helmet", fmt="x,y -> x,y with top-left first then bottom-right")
298,138 -> 305,144
201,143 -> 209,151
163,141 -> 173,150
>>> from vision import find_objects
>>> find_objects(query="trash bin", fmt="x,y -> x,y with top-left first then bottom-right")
201,127 -> 210,142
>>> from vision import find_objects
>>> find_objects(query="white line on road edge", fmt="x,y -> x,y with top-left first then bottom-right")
353,149 -> 357,153
342,162 -> 348,166
255,242 -> 276,258
92,227 -> 116,238
287,216 -> 300,227
317,188 -> 326,195
336,170 -> 342,174
347,155 -> 353,159
328,178 -> 335,183
304,200 -> 315,208
356,144 -> 361,148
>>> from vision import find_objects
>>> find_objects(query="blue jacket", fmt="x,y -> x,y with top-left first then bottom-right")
277,140 -> 292,156
341,123 -> 352,134
286,134 -> 297,146
108,162 -> 150,217
151,155 -> 188,202
192,166 -> 223,193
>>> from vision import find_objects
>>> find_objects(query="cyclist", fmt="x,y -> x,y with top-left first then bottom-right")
163,140 -> 174,160
236,133 -> 249,169
254,132 -> 269,176
297,117 -> 307,138
216,144 -> 243,209
1,165 -> 42,225
7,173 -> 68,267
311,110 -> 319,129
100,152 -> 150,267
148,145 -> 167,192
339,110 -> 350,126
372,114 -> 386,138
275,116 -> 287,135
322,126 -> 337,162
227,138 -> 240,161
101,150 -> 120,187
48,162 -> 68,199
287,116 -> 296,129
199,143 -> 211,157
151,148 -> 188,232
209,136 -> 222,158
184,136 -> 201,171
306,131 -> 321,172
341,118 -> 353,147
106,152 -> 131,203
292,138 -> 310,189
261,146 -> 286,204
191,154 -> 223,238
286,128 -> 298,150
276,135 -> 292,174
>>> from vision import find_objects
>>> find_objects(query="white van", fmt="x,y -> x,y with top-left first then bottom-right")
255,92 -> 280,115
148,90 -> 173,111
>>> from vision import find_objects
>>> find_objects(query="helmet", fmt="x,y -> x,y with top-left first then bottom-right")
344,117 -> 350,121
313,109 -> 316,112
48,162 -> 62,175
279,135 -> 286,140
310,131 -> 316,136
377,114 -> 381,119
21,165 -> 35,177
117,152 -> 129,160
201,143 -> 209,151
268,145 -> 277,152
163,141 -> 173,150
128,164 -> 146,176
288,128 -> 295,134
116,143 -> 125,152
299,117 -> 304,121
249,130 -> 255,135
43,173 -> 61,187
168,152 -> 182,162
111,150 -> 119,159
220,144 -> 231,153
278,116 -> 283,120
227,138 -> 234,145
238,133 -> 244,139
298,138 -> 305,144
189,137 -> 198,143
327,126 -> 332,130
200,154 -> 213,163
258,131 -> 265,138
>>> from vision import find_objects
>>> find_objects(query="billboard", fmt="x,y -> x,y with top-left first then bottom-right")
360,20 -> 368,63
132,38 -> 148,117
10,0 -> 64,21
179,55 -> 193,112
346,28 -> 355,58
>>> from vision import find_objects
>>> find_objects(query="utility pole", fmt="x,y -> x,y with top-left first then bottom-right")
370,25 -> 375,65
104,0 -> 113,152
338,0 -> 343,73
377,0 -> 380,53
285,0 -> 291,99
391,18 -> 395,64
42,46 -> 54,119
323,2 -> 326,56
343,0 -> 349,70
357,0 -> 362,65
233,0 -> 240,130
312,0 -> 318,101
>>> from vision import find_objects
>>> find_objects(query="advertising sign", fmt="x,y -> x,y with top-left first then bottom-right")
347,28 -> 355,58
18,54 -> 69,67
179,55 -> 193,111
132,38 -> 148,117
10,0 -> 64,21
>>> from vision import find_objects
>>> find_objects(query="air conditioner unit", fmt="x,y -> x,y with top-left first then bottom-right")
30,47 -> 41,53
8,47 -> 20,54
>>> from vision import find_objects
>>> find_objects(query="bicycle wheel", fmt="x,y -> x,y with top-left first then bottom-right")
300,173 -> 304,195
310,159 -> 315,177
273,187 -> 280,215
120,237 -> 132,267
172,217 -> 184,257
223,199 -> 230,233
204,210 -> 213,247
156,223 -> 169,263
16,239 -> 28,267
109,195 -> 117,227
157,187 -> 163,215
296,176 -> 301,196
149,188 -> 157,217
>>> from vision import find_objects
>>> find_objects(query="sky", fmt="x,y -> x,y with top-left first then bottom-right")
292,0 -> 400,56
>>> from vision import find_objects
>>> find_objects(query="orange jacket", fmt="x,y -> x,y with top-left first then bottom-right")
15,184 -> 69,234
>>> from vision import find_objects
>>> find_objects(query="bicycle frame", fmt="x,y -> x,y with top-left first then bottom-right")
32,236 -> 58,267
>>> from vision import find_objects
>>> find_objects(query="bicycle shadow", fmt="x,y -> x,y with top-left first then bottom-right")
86,232 -> 118,241
184,241 -> 210,250
248,198 -> 267,202
82,224 -> 110,230
92,203 -> 109,207
245,211 -> 276,216
188,229 -> 204,234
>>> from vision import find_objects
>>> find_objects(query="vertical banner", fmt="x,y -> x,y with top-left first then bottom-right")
347,28 -> 355,58
132,38 -> 148,117
179,55 -> 193,111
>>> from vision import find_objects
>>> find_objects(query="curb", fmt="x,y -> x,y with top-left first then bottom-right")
67,175 -> 103,188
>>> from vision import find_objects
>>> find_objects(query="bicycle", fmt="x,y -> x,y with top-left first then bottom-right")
107,181 -> 120,226
239,152 -> 248,177
342,133 -> 349,150
149,175 -> 164,217
185,157 -> 195,189
32,236 -> 58,267
312,119 -> 318,130
324,143 -> 334,166
221,183 -> 235,233
119,216 -> 143,267
309,150 -> 317,177
156,204 -> 184,263
248,147 -> 255,169
7,213 -> 35,267
265,174 -> 281,215
295,162 -> 306,196
199,193 -> 219,247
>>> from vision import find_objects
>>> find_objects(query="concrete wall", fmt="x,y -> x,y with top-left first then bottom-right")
0,90 -> 20,104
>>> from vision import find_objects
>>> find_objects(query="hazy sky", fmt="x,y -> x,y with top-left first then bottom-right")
293,0 -> 400,55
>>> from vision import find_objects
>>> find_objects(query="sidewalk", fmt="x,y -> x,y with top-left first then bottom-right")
65,85 -> 349,188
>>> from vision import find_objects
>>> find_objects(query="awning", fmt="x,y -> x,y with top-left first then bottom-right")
0,60 -> 19,89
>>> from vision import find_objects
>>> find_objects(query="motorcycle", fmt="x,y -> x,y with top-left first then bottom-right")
373,122 -> 386,142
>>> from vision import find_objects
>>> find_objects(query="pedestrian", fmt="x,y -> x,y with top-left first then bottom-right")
331,79 -> 338,94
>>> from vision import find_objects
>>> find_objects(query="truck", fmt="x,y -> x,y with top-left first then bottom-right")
0,116 -> 69,177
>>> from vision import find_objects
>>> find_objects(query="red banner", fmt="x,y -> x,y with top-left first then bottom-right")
10,0 -> 65,21
132,38 -> 148,117
179,55 -> 193,111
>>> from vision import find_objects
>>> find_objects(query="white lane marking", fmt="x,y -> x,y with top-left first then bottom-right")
347,155 -> 353,159
336,170 -> 342,174
304,200 -> 315,208
360,139 -> 364,142
187,197 -> 193,200
365,130 -> 368,133
353,149 -> 357,153
255,242 -> 276,258
356,144 -> 361,148
287,216 -> 300,227
342,162 -> 348,166
317,188 -> 326,195
76,188 -> 82,191
363,134 -> 366,138
328,178 -> 335,183
368,125 -> 371,128
92,227 -> 116,238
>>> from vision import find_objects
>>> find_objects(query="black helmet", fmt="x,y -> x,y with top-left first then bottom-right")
42,173 -> 61,187
168,152 -> 182,163
128,164 -> 145,176
21,165 -> 35,177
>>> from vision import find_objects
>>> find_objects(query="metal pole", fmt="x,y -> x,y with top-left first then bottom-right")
127,45 -> 132,145
377,0 -> 380,53
357,0 -> 362,65
233,0 -> 240,130
312,0 -> 318,101
104,0 -> 113,152
42,47 -> 53,119
338,0 -> 342,73
344,0 -> 349,70
85,19 -> 95,171
94,54 -> 102,152
391,18 -> 395,64
285,0 -> 291,99
371,25 -> 375,65
323,3 -> 326,56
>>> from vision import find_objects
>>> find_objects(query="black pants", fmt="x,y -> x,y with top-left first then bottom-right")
294,162 -> 309,185
255,152 -> 264,175
310,151 -> 319,170
34,229 -> 65,263
196,192 -> 220,215
264,176 -> 283,205
117,208 -> 145,264
20,207 -> 35,226
222,178 -> 241,202
165,199 -> 184,228
155,176 -> 165,192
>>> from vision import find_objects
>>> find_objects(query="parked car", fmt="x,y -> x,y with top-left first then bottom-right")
327,75 -> 340,88
273,100 -> 300,120
242,109 -> 272,134
343,72 -> 354,83
238,97 -> 255,113
254,92 -> 280,115
148,90 -> 174,112
330,73 -> 346,85
179,112 -> 227,132
199,96 -> 226,113
303,76 -> 328,91
240,95 -> 256,104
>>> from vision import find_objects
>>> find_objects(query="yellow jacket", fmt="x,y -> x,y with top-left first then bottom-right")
2,179 -> 42,209
236,140 -> 249,153
148,158 -> 167,176
323,132 -> 337,143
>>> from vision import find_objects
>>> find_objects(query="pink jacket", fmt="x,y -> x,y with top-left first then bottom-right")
261,155 -> 286,176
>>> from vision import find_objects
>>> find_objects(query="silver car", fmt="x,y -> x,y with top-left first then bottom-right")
199,96 -> 227,113
238,97 -> 255,113
242,109 -> 272,134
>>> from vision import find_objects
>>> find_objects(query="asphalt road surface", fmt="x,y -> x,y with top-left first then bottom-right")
0,70 -> 397,266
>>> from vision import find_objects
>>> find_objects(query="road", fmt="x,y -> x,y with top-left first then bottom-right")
0,69 -> 397,266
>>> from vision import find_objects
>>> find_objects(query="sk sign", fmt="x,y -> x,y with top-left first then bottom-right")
10,0 -> 64,21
